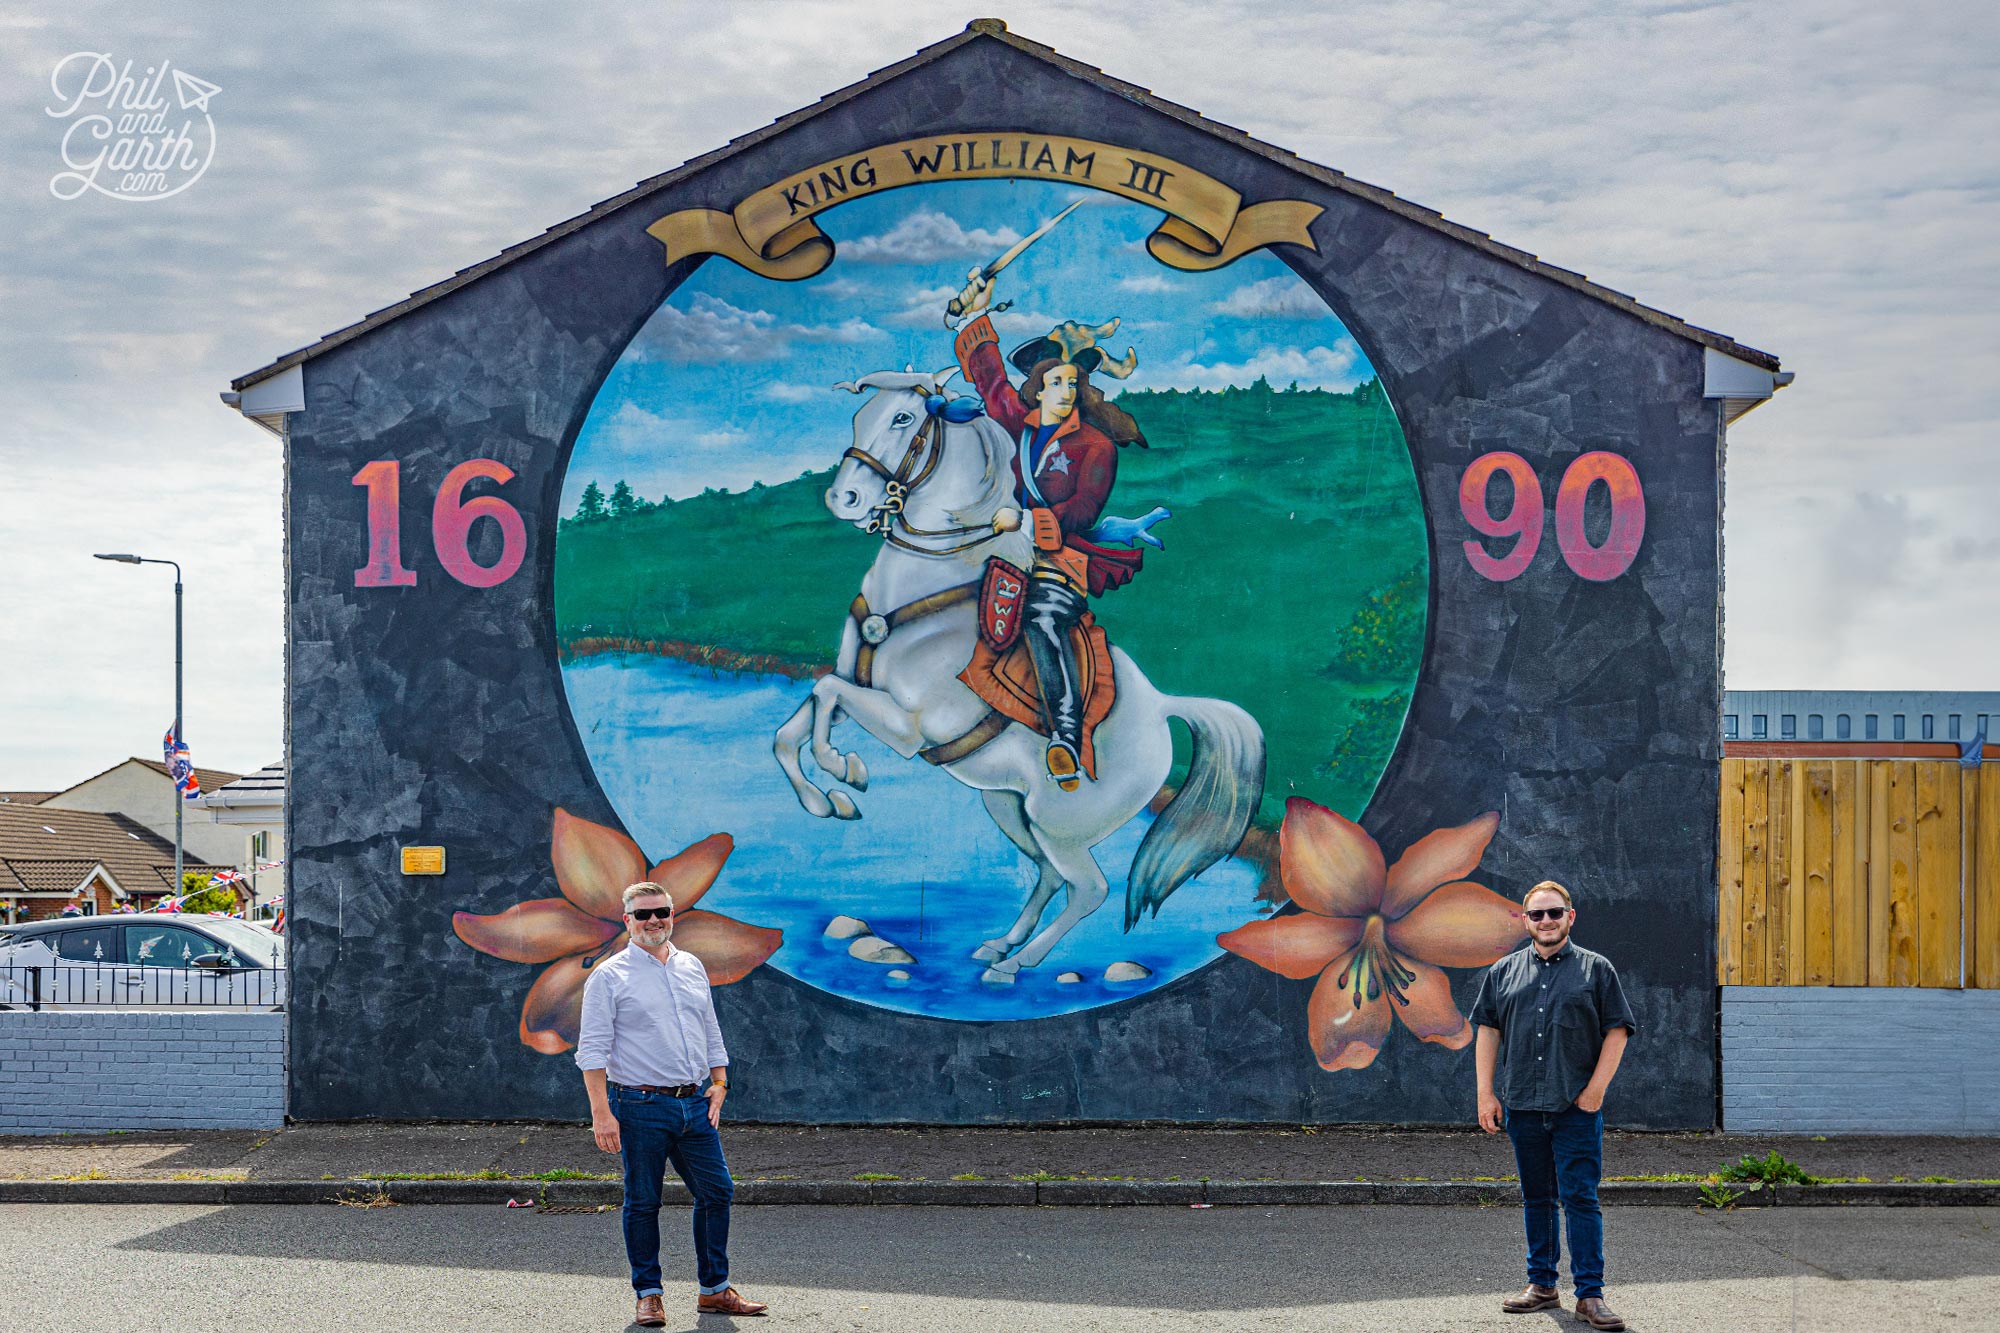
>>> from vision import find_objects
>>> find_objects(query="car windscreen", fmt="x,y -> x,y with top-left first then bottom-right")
195,918 -> 286,967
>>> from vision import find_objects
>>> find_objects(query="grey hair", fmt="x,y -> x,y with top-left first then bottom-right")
621,882 -> 673,912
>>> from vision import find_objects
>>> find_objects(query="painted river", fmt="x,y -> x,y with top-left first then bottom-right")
562,655 -> 1267,1022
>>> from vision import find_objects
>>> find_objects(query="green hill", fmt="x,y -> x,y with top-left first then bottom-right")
555,378 -> 1426,823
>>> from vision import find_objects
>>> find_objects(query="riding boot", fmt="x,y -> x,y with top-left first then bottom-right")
1023,574 -> 1087,791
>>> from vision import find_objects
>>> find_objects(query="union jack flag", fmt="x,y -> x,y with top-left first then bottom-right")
210,869 -> 246,887
163,724 -> 200,801
155,894 -> 185,914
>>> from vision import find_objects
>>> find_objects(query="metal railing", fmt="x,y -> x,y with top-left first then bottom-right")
0,962 -> 286,1010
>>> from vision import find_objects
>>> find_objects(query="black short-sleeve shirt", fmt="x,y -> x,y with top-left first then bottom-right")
1469,941 -> 1635,1112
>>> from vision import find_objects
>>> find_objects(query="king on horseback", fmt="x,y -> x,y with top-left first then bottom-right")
948,269 -> 1168,792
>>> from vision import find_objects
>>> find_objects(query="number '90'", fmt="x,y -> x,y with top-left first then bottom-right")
1458,451 -> 1645,583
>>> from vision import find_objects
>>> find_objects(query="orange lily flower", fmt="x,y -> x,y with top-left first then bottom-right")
453,809 -> 783,1054
1218,798 -> 1523,1072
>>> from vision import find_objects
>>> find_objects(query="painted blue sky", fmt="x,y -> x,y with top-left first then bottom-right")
565,177 -> 1373,508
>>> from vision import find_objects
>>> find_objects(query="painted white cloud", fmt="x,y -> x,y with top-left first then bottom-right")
632,292 -> 876,364
1118,273 -> 1177,294
1149,342 -> 1363,392
840,209 -> 1020,264
1212,276 -> 1327,320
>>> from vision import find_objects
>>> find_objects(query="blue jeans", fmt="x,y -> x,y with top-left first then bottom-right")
1504,1104 -> 1605,1300
610,1085 -> 734,1297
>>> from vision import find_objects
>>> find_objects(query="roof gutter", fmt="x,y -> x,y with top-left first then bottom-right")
220,364 -> 303,438
1705,348 -> 1795,425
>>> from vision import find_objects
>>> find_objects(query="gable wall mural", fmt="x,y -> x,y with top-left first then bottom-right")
275,29 -> 1732,1127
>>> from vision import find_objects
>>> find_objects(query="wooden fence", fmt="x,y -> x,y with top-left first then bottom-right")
1718,759 -> 2000,987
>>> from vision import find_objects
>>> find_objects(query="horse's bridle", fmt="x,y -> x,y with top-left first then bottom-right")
842,403 -> 1002,558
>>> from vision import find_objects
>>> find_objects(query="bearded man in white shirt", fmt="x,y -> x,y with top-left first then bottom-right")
577,882 -> 768,1325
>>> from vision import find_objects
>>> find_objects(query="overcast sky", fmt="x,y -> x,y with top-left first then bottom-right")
2,1 -> 1994,787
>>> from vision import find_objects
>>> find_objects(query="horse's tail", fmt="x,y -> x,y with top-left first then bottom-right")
1125,695 -> 1266,930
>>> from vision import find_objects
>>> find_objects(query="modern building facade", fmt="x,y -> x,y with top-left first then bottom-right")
1724,691 -> 1999,745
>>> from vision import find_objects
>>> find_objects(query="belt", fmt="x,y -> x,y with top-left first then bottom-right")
610,1080 -> 706,1098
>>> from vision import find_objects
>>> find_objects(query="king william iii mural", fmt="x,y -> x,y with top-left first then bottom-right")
551,174 -> 1429,1026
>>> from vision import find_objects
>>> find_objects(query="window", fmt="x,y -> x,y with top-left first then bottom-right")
1807,714 -> 1824,740
1893,715 -> 1906,740
1781,715 -> 1798,739
1752,714 -> 1769,738
1922,715 -> 1935,740
1837,714 -> 1852,740
1723,715 -> 1739,738
1949,715 -> 1962,740
1866,714 -> 1879,739
251,830 -> 271,861
50,925 -> 117,962
124,924 -> 218,969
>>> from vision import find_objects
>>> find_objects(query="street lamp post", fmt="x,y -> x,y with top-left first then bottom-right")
94,553 -> 185,894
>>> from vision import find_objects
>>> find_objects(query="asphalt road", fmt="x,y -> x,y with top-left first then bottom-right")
4,1203 -> 1995,1332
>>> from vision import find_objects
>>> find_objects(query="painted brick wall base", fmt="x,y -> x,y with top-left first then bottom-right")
1721,986 -> 2000,1133
0,1011 -> 285,1133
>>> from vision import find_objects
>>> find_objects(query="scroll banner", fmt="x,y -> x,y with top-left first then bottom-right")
647,133 -> 1322,280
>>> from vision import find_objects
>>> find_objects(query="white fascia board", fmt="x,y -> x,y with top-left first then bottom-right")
222,364 -> 303,437
1705,348 -> 1794,425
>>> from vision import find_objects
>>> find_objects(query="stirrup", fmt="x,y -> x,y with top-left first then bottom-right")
1045,742 -> 1081,792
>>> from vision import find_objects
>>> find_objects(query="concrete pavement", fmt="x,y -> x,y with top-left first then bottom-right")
4,1121 -> 1998,1188
4,1202 -> 1995,1331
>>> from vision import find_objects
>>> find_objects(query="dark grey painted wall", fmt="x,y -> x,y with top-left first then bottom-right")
281,35 -> 1722,1126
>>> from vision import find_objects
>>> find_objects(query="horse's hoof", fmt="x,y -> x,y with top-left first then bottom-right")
970,943 -> 1007,964
979,966 -> 1017,986
799,789 -> 835,819
827,790 -> 862,820
843,754 -> 869,790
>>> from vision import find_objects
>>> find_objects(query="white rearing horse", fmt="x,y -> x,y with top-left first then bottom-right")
772,366 -> 1266,982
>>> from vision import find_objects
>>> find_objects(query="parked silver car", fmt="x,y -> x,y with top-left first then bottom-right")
0,913 -> 285,1009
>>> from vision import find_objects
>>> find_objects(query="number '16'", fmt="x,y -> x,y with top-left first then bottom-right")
1459,451 -> 1646,583
352,459 -> 527,589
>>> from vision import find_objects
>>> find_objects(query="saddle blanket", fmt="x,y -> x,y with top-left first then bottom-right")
958,612 -> 1117,780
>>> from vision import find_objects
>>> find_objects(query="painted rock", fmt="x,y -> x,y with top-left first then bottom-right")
824,915 -> 872,940
1103,961 -> 1152,983
1056,972 -> 1083,984
849,935 -> 916,965
885,969 -> 911,984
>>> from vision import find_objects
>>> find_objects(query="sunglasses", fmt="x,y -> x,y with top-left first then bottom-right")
627,906 -> 673,922
1524,907 -> 1570,922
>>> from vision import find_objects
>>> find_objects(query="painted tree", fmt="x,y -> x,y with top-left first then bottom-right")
574,481 -> 607,522
609,479 -> 638,518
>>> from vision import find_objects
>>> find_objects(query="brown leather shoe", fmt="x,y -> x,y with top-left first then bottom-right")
634,1293 -> 666,1327
1501,1284 -> 1561,1313
1575,1296 -> 1626,1330
697,1287 -> 768,1316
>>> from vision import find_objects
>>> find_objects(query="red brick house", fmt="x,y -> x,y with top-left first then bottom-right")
0,804 -> 230,923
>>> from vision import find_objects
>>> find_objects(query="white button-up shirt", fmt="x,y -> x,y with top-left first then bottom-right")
574,942 -> 729,1087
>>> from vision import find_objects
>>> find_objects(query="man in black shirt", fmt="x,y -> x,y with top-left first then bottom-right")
1471,880 -> 1635,1331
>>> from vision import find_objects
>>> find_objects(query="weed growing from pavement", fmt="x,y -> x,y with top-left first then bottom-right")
355,1169 -> 616,1182
1697,1182 -> 1751,1211
1920,1176 -> 1955,1184
1717,1150 -> 1818,1186
853,1173 -> 900,1181
1011,1170 -> 1070,1182
950,1173 -> 985,1181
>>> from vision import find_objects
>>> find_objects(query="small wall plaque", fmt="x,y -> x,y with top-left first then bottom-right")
400,846 -> 446,875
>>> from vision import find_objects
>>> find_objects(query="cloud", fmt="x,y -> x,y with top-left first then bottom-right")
761,381 -> 830,404
840,209 -> 1020,264
1118,273 -> 1177,294
631,292 -> 877,364
1148,342 -> 1363,392
1212,276 -> 1327,320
